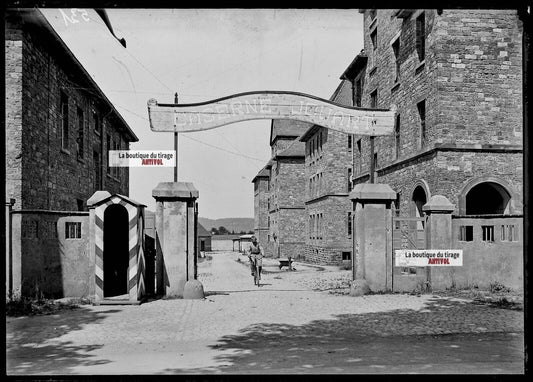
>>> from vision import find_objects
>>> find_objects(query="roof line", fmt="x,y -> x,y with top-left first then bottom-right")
36,8 -> 138,142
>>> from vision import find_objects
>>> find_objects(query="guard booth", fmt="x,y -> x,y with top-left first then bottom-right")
88,191 -> 148,303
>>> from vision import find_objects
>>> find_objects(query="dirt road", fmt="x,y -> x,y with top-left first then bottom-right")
6,252 -> 524,375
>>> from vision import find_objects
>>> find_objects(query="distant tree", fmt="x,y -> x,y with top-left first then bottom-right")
248,230 -> 254,234
231,230 -> 235,234
239,230 -> 246,235
211,227 -> 218,235
218,226 -> 230,235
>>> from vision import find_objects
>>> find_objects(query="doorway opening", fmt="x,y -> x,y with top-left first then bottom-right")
103,204 -> 129,297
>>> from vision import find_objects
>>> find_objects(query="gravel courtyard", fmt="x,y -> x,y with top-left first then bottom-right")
6,251 -> 524,375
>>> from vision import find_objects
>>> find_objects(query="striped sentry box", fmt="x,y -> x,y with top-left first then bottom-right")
93,195 -> 145,301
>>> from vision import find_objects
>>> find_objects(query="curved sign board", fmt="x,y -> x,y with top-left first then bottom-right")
147,91 -> 396,136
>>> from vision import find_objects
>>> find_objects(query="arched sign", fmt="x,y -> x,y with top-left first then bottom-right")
147,91 -> 396,136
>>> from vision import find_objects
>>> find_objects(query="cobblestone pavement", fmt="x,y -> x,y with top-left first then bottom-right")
6,252 -> 524,375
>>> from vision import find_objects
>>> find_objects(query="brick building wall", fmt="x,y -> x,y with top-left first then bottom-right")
304,196 -> 352,264
5,17 -> 24,210
301,80 -> 353,264
253,173 -> 270,251
5,11 -> 135,212
351,9 -> 523,217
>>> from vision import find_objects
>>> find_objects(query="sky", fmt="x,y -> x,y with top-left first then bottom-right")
41,8 -> 364,219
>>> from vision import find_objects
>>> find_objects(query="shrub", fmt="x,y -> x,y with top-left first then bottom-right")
490,281 -> 510,293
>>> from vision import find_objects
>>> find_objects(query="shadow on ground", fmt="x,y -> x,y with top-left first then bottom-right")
159,297 -> 524,374
6,306 -> 120,375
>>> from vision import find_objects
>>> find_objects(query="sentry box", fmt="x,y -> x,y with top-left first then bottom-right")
87,191 -> 149,304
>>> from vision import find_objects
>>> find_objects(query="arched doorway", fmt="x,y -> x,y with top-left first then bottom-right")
412,185 -> 427,216
465,182 -> 511,215
103,204 -> 129,297
411,185 -> 427,230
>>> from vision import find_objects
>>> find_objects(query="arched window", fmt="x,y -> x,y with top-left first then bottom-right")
465,182 -> 511,215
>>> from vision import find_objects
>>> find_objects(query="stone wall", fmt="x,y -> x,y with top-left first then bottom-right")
304,196 -> 352,264
434,9 -> 523,146
5,15 -> 24,210
377,150 -> 523,216
10,211 -> 92,298
253,176 -> 269,247
353,9 -> 523,216
429,215 -> 523,291
5,14 -> 131,212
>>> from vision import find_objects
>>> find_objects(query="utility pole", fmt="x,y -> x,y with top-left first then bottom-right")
174,92 -> 178,182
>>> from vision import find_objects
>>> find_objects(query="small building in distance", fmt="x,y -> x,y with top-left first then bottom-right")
197,223 -> 212,252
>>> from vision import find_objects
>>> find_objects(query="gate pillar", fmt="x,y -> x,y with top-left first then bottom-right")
422,195 -> 455,290
349,183 -> 396,294
152,182 -> 200,298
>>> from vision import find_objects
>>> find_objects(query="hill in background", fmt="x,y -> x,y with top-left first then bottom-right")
198,217 -> 254,234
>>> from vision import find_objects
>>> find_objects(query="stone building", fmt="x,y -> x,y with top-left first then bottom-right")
252,119 -> 310,258
252,165 -> 270,252
346,9 -> 522,218
5,9 -> 138,298
342,9 -> 523,289
299,80 -> 354,265
5,8 -> 138,212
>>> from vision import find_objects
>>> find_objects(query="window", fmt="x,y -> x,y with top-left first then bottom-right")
501,224 -> 517,241
348,212 -> 352,237
370,90 -> 378,109
60,92 -> 69,150
93,150 -> 102,191
370,28 -> 377,51
459,225 -> 474,242
417,100 -> 426,148
373,152 -> 378,169
93,112 -> 101,135
65,222 -> 82,239
395,114 -> 401,159
356,139 -> 362,174
342,252 -> 352,261
347,168 -> 352,192
354,76 -> 363,107
76,107 -> 84,160
482,225 -> 494,242
106,134 -> 111,174
416,13 -> 426,61
392,37 -> 400,82
76,199 -> 84,211
348,135 -> 352,149
113,139 -> 120,178
402,267 -> 418,276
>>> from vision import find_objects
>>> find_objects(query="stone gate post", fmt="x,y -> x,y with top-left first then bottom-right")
152,182 -> 201,298
423,195 -> 455,290
349,183 -> 396,295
